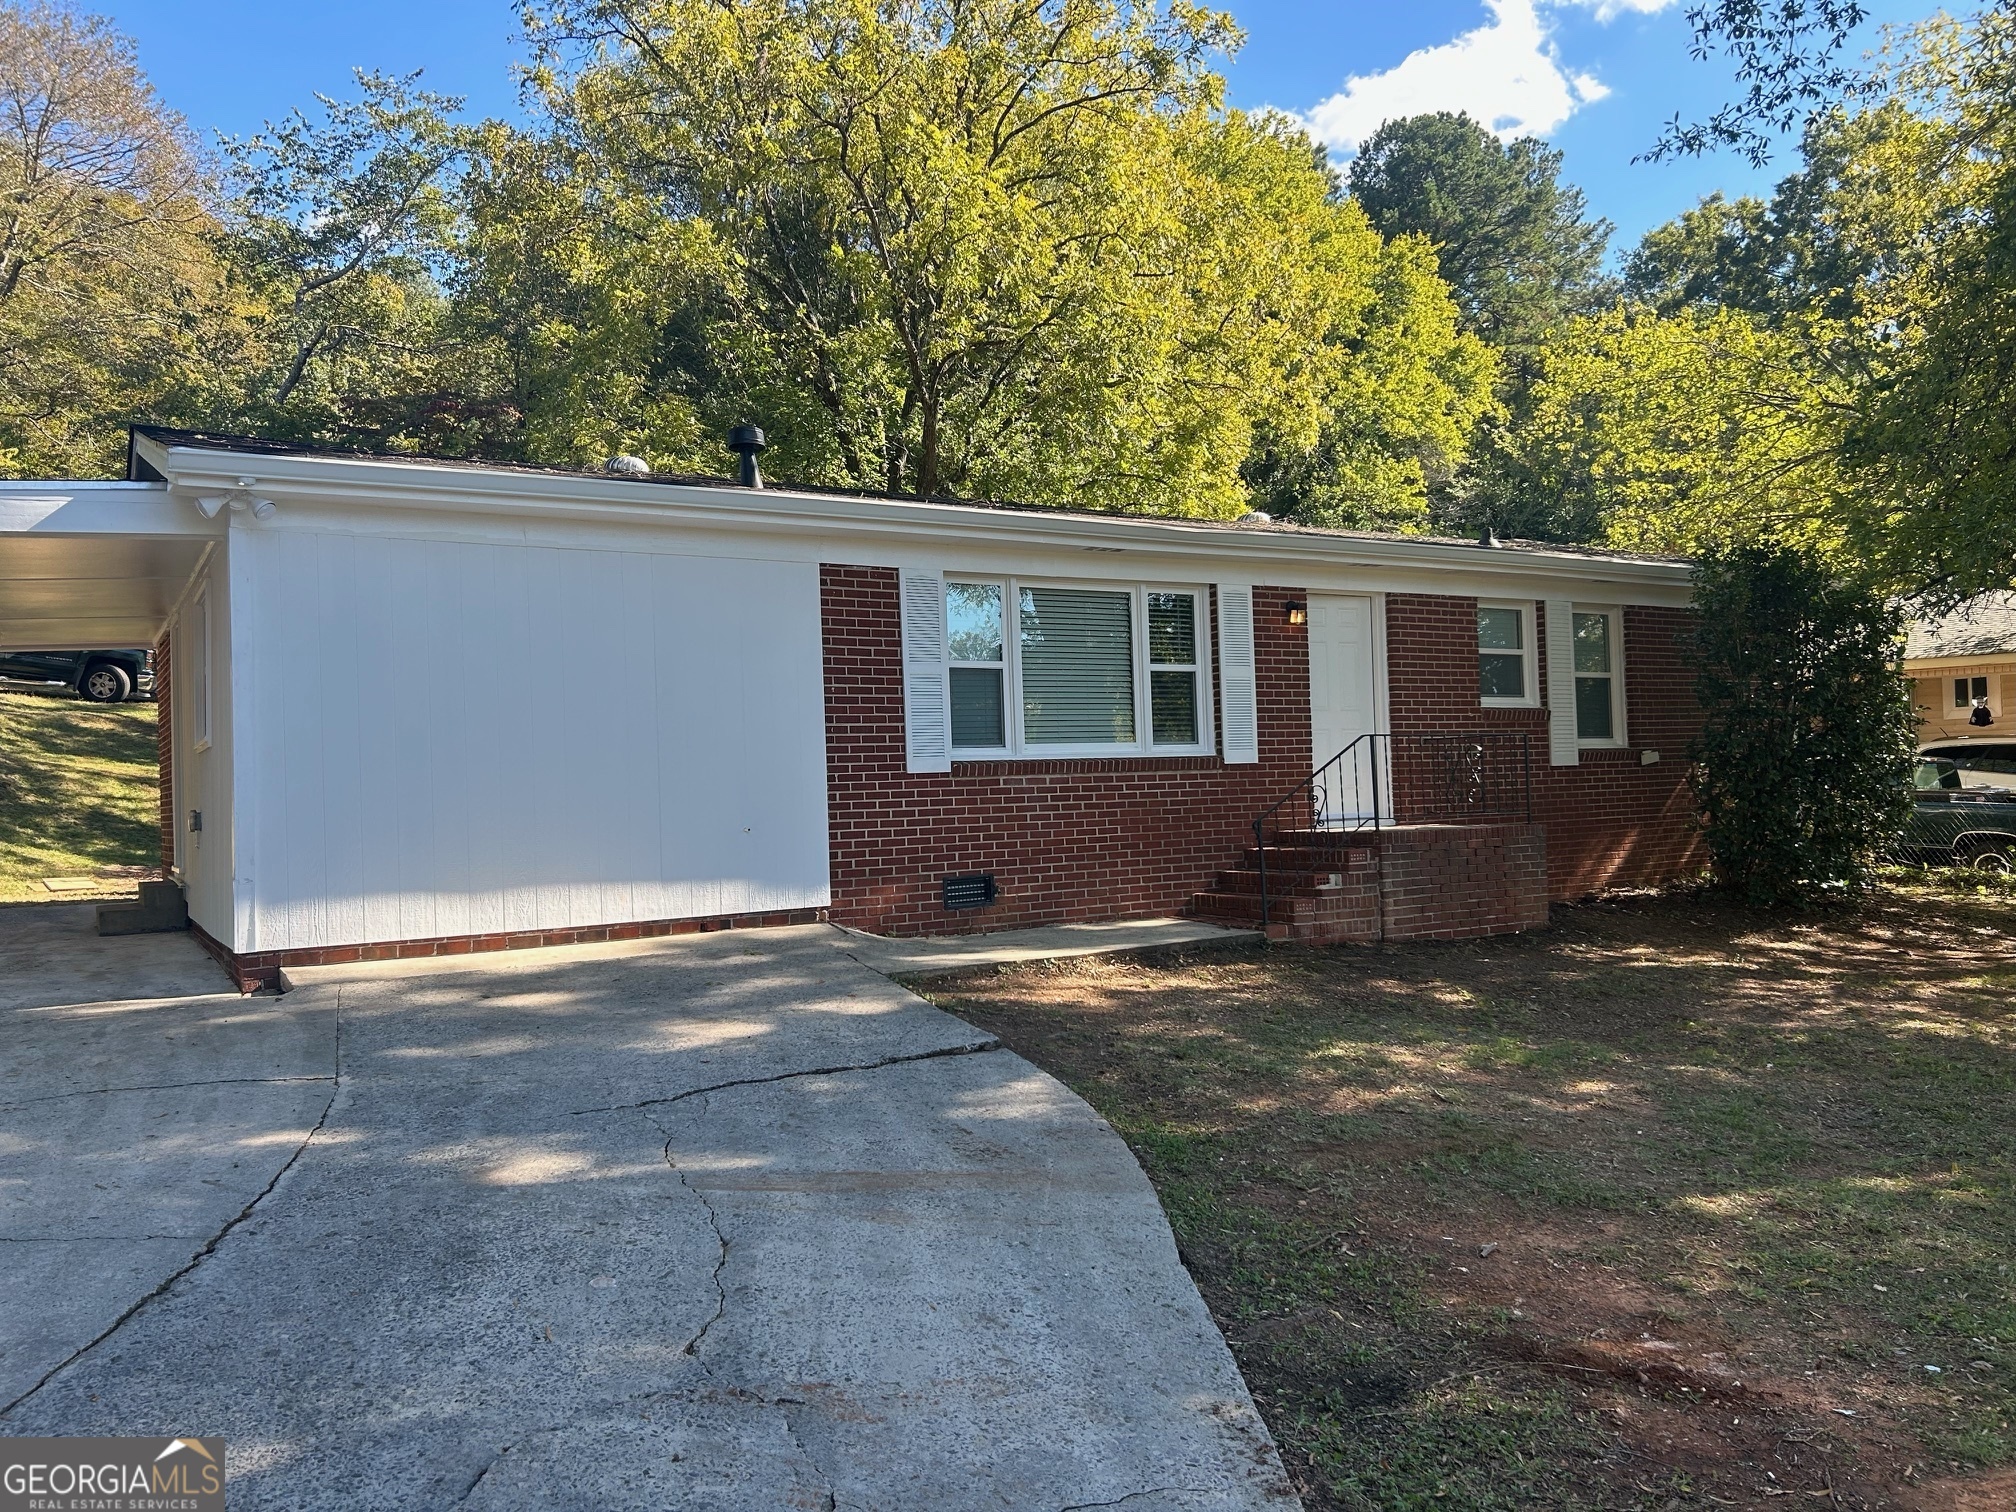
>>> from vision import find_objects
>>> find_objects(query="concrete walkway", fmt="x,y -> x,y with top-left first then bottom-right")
1,911 -> 1294,1510
828,916 -> 1260,978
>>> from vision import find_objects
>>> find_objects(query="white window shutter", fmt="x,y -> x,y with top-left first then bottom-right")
1217,585 -> 1259,764
1544,597 -> 1579,767
900,569 -> 951,773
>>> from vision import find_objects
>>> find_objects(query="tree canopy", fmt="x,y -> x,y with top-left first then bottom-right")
1346,111 -> 1613,360
2,0 -> 2013,607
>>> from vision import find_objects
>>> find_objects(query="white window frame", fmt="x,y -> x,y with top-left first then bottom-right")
189,584 -> 212,753
946,581 -> 1011,758
1571,604 -> 1627,748
1476,599 -> 1539,709
943,576 -> 1215,760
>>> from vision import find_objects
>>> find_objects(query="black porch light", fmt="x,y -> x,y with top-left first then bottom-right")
1284,599 -> 1307,626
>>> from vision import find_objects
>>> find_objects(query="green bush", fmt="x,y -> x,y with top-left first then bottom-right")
1691,544 -> 1917,905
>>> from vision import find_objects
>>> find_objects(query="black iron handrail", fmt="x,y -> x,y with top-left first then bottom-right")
1251,731 -> 1534,929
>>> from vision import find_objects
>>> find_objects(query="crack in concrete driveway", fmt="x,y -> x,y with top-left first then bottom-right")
1,920 -> 1297,1510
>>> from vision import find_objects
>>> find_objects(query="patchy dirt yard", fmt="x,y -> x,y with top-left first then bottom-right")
924,883 -> 2016,1511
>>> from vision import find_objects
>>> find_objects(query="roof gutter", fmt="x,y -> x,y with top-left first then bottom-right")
135,434 -> 1695,595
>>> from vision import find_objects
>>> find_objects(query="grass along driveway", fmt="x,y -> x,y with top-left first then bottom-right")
925,886 -> 2016,1511
0,690 -> 160,902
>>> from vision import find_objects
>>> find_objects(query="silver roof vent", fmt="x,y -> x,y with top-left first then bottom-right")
603,454 -> 650,477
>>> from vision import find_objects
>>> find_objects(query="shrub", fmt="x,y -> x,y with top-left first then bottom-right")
1691,544 -> 1917,905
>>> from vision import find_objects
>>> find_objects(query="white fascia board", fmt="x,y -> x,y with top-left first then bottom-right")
141,438 -> 1697,606
0,480 -> 209,539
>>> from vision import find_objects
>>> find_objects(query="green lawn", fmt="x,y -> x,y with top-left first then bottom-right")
0,689 -> 161,902
926,884 -> 2016,1511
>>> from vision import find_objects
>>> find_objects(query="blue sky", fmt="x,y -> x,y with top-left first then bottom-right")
107,0 -> 1936,256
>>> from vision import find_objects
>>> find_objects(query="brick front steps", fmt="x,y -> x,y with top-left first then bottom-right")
1190,823 -> 1550,944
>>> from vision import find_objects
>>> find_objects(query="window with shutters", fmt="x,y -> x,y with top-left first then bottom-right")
943,578 -> 1212,757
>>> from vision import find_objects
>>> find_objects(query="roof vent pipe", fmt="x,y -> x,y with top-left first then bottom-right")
727,424 -> 767,488
1478,525 -> 1502,548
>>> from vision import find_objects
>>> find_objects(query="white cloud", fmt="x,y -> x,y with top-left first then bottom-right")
1294,0 -> 1666,156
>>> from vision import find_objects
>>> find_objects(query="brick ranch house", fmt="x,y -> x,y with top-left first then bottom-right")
0,428 -> 1705,988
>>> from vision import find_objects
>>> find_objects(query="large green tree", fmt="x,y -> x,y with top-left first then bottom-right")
1346,111 -> 1613,360
0,0 -> 234,475
217,70 -> 477,449
513,0 -> 1494,518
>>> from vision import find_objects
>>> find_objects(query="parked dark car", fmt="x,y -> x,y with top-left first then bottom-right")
1903,757 -> 2016,872
0,647 -> 153,703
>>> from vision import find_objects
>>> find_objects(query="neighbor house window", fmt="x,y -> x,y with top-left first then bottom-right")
1477,601 -> 1536,706
1956,675 -> 1989,708
1572,607 -> 1625,744
944,579 -> 1211,757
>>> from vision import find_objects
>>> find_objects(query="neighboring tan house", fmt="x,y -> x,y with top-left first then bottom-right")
1,426 -> 1709,987
1906,593 -> 2016,744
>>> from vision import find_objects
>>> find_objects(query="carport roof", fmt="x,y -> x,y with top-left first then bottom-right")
0,481 -> 211,651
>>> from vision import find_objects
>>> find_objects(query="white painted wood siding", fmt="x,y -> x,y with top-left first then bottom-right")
168,548 -> 235,945
231,528 -> 830,953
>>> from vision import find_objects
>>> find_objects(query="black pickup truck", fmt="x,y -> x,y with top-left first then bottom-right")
0,648 -> 153,703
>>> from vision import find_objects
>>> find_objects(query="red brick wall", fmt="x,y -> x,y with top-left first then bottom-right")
822,572 -> 1706,938
822,565 -> 1312,935
1377,823 -> 1552,939
1384,594 -> 1706,900
155,630 -> 174,877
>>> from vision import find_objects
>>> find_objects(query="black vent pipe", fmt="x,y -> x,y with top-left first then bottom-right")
727,424 -> 767,488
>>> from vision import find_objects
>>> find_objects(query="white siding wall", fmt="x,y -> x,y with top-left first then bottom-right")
167,545 -> 235,944
230,526 -> 829,954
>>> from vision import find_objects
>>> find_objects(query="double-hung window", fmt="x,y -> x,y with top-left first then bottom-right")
944,578 -> 1211,757
1477,601 -> 1537,706
1956,675 -> 1990,708
1571,606 -> 1625,745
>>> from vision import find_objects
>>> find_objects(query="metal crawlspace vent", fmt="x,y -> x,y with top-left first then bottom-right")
942,873 -> 998,911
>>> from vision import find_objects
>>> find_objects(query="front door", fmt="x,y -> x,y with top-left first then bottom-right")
1307,594 -> 1382,822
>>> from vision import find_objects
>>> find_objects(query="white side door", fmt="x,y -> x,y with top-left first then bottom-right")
1307,593 -> 1383,822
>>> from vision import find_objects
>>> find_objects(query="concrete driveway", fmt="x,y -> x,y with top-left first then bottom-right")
1,907 -> 1294,1510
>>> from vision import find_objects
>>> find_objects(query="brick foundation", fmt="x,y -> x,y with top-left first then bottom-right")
193,907 -> 830,993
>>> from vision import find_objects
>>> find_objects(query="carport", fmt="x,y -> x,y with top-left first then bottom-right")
1,481 -> 216,905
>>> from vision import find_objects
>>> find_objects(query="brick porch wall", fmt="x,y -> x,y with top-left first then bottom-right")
1384,594 -> 1706,900
821,564 -> 1312,936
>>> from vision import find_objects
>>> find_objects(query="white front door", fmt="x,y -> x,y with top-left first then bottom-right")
1307,593 -> 1382,822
